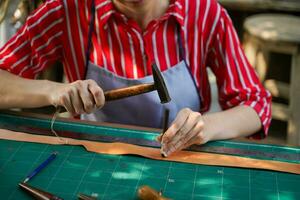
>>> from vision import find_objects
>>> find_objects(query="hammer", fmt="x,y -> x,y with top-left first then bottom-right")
104,63 -> 170,103
46,63 -> 170,113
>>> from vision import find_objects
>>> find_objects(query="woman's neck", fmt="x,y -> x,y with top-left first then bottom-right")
112,0 -> 170,30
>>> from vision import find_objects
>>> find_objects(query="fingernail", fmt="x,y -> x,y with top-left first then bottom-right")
160,149 -> 168,157
156,133 -> 163,141
156,136 -> 160,142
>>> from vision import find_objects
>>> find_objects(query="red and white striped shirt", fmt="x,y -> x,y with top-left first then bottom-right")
0,0 -> 271,136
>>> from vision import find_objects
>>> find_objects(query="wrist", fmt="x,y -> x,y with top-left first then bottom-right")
201,114 -> 217,143
43,80 -> 63,106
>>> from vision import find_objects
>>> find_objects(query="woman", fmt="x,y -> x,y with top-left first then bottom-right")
0,0 -> 271,157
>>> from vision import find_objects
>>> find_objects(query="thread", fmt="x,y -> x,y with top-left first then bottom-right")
50,106 -> 68,144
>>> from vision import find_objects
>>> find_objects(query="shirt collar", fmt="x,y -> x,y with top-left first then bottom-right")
95,0 -> 115,26
160,0 -> 185,26
95,0 -> 185,27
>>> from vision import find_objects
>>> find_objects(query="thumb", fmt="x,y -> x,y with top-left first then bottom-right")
156,133 -> 163,142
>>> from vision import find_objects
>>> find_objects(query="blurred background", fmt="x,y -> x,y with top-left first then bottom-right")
0,0 -> 300,146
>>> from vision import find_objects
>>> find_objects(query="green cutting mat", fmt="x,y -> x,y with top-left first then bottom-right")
0,112 -> 300,200
1,140 -> 300,200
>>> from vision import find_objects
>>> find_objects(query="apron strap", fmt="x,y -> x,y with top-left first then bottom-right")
84,0 -> 96,77
84,2 -> 188,80
177,24 -> 185,62
176,24 -> 202,107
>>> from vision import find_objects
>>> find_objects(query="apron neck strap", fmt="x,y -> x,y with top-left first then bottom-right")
84,0 -> 96,77
84,2 -> 186,76
176,24 -> 185,61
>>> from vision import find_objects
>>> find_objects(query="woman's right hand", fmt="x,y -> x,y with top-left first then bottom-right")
49,79 -> 105,116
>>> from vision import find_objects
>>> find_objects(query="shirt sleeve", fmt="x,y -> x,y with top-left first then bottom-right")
0,0 -> 65,79
207,6 -> 272,138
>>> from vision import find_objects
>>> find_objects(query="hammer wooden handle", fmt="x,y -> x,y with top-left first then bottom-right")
105,83 -> 155,101
39,83 -> 156,113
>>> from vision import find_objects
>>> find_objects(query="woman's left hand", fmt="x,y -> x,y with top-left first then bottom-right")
157,108 -> 209,157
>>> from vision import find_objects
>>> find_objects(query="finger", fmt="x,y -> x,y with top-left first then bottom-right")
181,119 -> 204,148
173,120 -> 204,152
83,93 -> 95,114
156,133 -> 163,142
165,112 -> 201,150
161,108 -> 191,144
69,87 -> 85,115
163,121 -> 203,157
79,86 -> 95,114
88,80 -> 105,108
60,93 -> 75,115
182,131 -> 206,150
163,138 -> 195,158
182,136 -> 199,151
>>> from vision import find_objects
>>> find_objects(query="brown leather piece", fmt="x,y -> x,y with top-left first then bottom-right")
0,129 -> 299,174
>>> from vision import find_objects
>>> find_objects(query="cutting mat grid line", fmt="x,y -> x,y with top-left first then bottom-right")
45,146 -> 75,191
72,150 -> 97,199
7,144 -> 50,200
101,154 -> 122,199
191,162 -> 199,199
221,167 -> 224,200
248,168 -> 251,200
1,141 -> 300,200
134,159 -> 147,195
0,142 -> 24,173
275,173 -> 280,200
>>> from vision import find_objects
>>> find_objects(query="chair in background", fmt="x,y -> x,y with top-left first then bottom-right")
243,14 -> 300,145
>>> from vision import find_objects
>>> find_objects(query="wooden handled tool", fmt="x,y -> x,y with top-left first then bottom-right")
19,182 -> 63,200
104,83 -> 155,101
137,185 -> 171,200
46,63 -> 170,113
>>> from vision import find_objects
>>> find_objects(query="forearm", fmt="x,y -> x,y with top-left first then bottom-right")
202,105 -> 262,142
0,69 -> 58,109
0,69 -> 105,115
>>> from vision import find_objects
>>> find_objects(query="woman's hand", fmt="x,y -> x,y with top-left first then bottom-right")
49,79 -> 105,116
158,108 -> 209,157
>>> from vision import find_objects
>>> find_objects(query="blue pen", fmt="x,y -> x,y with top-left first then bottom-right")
23,152 -> 58,183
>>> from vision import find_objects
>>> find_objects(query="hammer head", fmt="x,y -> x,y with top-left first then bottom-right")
152,64 -> 171,104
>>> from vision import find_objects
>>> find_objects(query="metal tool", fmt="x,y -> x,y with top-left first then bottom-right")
162,108 -> 170,133
78,193 -> 97,200
19,182 -> 63,200
2,118 -> 299,162
1,111 -> 299,162
161,108 -> 170,157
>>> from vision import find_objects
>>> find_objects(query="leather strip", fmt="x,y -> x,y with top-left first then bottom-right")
0,129 -> 299,174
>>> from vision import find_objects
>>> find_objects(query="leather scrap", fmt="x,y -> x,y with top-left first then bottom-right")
0,128 -> 299,174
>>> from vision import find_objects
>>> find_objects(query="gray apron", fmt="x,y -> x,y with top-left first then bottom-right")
81,0 -> 201,128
